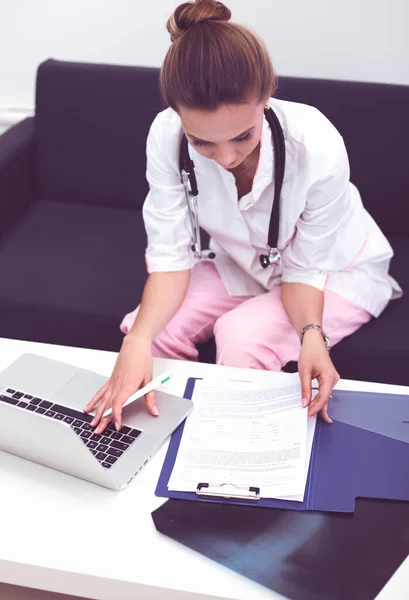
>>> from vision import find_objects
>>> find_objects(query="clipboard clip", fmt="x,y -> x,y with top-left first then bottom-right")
196,482 -> 260,501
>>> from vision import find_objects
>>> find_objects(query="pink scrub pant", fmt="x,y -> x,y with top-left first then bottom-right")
120,262 -> 371,371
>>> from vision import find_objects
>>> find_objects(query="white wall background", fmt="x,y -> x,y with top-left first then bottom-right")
0,0 -> 408,131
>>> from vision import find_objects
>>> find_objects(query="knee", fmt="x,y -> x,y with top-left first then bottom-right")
152,325 -> 198,361
214,310 -> 282,371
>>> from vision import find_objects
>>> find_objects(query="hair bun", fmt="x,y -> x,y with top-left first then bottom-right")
167,0 -> 232,42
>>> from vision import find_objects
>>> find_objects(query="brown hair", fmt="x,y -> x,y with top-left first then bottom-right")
160,0 -> 277,111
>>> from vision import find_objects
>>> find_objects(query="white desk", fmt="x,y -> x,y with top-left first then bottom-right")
0,337 -> 408,600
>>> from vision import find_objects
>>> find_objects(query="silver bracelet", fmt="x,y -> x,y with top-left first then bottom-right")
300,324 -> 331,352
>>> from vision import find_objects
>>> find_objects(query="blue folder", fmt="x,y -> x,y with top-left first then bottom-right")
155,378 -> 409,512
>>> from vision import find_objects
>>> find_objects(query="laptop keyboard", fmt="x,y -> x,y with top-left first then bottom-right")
0,387 -> 142,469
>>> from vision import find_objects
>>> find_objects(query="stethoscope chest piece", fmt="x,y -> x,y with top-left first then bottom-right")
260,247 -> 281,269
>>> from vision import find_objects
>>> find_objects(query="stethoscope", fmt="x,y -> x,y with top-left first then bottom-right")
179,105 -> 285,268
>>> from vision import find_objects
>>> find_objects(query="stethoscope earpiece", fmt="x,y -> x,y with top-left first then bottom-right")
190,244 -> 216,261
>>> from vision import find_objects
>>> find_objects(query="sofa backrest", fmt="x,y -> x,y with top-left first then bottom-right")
35,59 -> 164,210
35,60 -> 409,236
276,76 -> 409,237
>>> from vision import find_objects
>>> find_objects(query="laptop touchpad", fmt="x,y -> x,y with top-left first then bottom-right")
55,372 -> 107,407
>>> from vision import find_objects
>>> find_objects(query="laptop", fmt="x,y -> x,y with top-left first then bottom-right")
0,353 -> 192,490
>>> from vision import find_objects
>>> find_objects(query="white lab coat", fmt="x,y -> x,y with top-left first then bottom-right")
142,98 -> 401,317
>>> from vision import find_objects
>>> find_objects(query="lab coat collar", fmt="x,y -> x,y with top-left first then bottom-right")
250,110 -> 275,206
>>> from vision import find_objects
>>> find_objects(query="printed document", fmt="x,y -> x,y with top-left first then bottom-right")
168,379 -> 315,499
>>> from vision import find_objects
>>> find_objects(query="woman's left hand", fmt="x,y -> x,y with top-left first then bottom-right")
298,329 -> 340,423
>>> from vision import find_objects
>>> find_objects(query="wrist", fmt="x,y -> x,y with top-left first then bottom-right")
301,328 -> 325,346
300,324 -> 331,352
124,326 -> 153,346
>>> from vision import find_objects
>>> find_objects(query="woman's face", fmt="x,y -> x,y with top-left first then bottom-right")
179,99 -> 266,170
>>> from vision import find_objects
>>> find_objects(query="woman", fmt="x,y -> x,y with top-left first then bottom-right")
85,0 -> 400,433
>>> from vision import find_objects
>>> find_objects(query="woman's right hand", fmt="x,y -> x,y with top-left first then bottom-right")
83,334 -> 157,434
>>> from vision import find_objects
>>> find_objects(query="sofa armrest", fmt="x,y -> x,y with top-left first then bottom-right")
0,117 -> 36,238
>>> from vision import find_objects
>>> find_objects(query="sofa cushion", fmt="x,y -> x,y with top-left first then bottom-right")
329,236 -> 408,386
0,201 -> 147,351
35,60 -> 165,210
